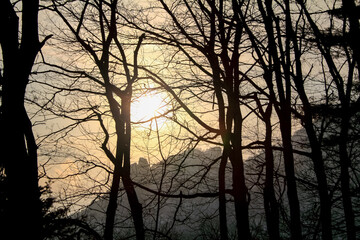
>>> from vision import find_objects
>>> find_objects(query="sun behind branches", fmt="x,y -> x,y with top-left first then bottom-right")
131,92 -> 169,123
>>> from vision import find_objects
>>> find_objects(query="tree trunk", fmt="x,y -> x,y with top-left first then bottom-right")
122,175 -> 145,240
122,96 -> 145,240
279,113 -> 302,240
263,106 -> 280,240
218,148 -> 228,240
305,125 -> 333,240
339,111 -> 356,240
230,151 -> 250,240
0,1 -> 42,239
2,102 -> 41,240
291,53 -> 333,240
104,163 -> 122,240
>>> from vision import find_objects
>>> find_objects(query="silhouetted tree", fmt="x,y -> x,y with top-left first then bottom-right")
23,1 -> 360,239
246,1 -> 333,239
252,96 -> 280,240
122,1 -> 256,239
236,1 -> 304,238
298,1 -> 360,238
39,184 -> 102,240
46,0 -> 146,239
0,1 -> 51,239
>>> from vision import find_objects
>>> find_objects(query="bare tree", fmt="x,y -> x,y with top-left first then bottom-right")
119,1 -> 261,239
44,0 -> 146,239
253,96 -> 280,240
297,1 -> 360,239
234,1 -> 303,238
0,0 -> 51,239
22,0 -> 359,239
242,1 -> 333,239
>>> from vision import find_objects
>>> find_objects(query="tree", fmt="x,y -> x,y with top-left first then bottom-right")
0,1 -> 51,239
39,183 -> 102,240
239,1 -> 360,239
120,0 -> 259,239
246,1 -> 333,239
253,96 -> 280,240
24,0 -> 360,239
44,0 -> 146,239
297,1 -> 360,238
234,1 -> 304,238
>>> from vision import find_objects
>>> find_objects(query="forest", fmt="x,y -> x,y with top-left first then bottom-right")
0,0 -> 359,239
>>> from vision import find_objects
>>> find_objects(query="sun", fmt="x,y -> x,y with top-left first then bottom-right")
131,92 -> 169,123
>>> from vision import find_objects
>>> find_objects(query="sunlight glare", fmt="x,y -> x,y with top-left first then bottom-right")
131,92 -> 169,123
